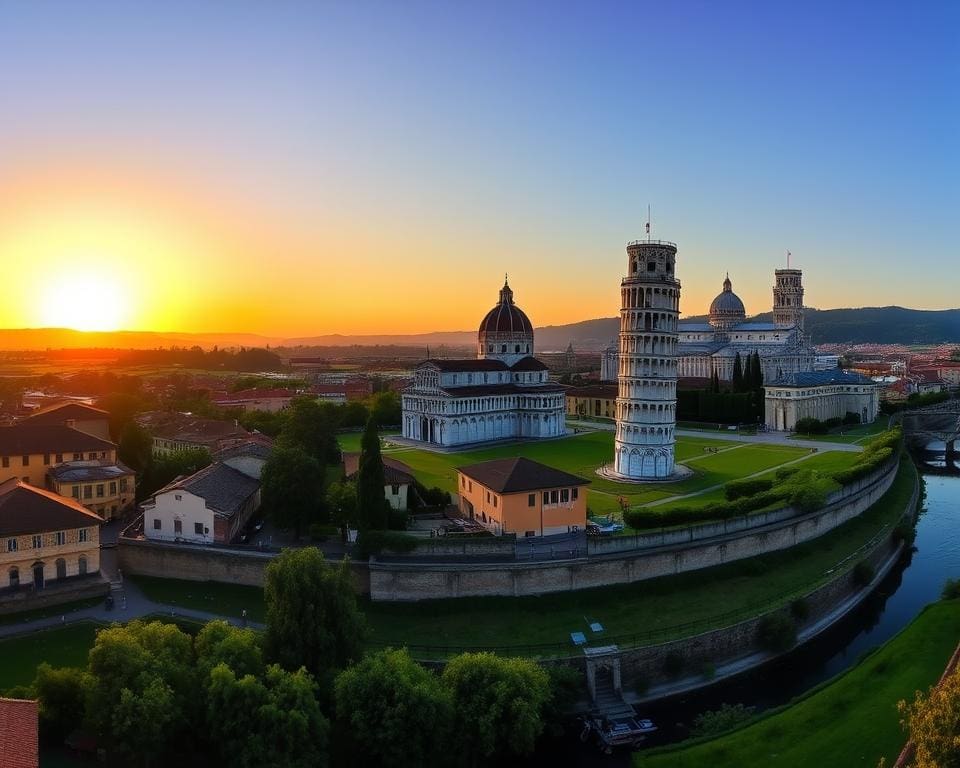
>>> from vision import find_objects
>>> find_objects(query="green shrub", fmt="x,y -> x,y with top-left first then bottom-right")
756,613 -> 796,653
795,417 -> 828,435
692,703 -> 756,738
893,520 -> 917,546
725,477 -> 774,502
942,579 -> 960,600
775,465 -> 801,482
790,485 -> 828,513
664,651 -> 685,678
843,411 -> 862,425
355,529 -> 418,557
853,560 -> 875,587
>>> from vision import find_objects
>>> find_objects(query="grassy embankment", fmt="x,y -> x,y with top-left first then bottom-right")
636,597 -> 960,768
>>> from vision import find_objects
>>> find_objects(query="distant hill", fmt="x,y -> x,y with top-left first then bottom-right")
0,306 -> 957,352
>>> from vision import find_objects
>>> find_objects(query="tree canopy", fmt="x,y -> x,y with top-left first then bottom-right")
261,445 -> 323,537
356,417 -> 387,531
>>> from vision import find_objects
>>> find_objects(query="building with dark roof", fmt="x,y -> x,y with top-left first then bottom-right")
343,453 -> 415,511
764,369 -> 880,431
141,461 -> 261,545
565,384 -> 618,420
401,278 -> 565,447
21,402 -> 111,441
0,424 -> 118,488
46,460 -> 136,520
134,412 -> 253,456
0,479 -> 102,594
456,458 -> 589,536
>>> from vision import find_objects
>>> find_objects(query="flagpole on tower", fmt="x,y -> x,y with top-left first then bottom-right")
646,204 -> 651,241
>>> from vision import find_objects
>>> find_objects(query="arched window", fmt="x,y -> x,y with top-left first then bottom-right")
9,567 -> 18,589
514,344 -> 520,353
78,556 -> 87,576
56,558 -> 67,580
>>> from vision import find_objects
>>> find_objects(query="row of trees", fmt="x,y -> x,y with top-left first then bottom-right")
22,548 -> 567,767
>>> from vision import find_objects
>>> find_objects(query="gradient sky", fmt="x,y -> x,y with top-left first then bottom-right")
0,0 -> 957,336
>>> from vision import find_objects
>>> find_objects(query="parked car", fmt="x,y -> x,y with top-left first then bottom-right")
586,518 -> 624,536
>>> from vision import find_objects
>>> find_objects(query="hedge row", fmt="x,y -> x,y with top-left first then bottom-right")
725,477 -> 774,502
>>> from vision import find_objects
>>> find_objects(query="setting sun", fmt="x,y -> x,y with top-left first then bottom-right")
40,272 -> 129,331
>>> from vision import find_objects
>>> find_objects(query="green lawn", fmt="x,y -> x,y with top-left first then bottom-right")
362,459 -> 916,655
379,431 -> 811,517
636,598 -> 960,768
0,623 -> 101,690
0,597 -> 103,627
790,420 -> 891,445
337,430 -> 400,455
130,576 -> 267,623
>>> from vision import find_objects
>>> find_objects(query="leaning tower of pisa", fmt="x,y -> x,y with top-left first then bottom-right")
611,237 -> 681,480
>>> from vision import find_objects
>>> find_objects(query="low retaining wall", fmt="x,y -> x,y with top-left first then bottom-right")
0,575 -> 110,615
369,458 -> 902,601
382,535 -> 516,558
117,539 -> 371,595
588,457 -> 898,555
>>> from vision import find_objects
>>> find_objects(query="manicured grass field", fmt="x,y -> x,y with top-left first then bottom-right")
379,431 -> 811,516
362,459 -> 916,654
789,420 -> 892,445
337,430 -> 400,455
130,576 -> 267,623
636,597 -> 960,768
0,623 -> 101,690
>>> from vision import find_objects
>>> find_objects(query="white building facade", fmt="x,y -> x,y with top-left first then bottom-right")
401,280 -> 565,447
612,239 -> 681,480
764,370 -> 880,431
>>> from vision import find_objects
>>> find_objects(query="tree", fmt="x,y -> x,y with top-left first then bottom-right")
326,480 -> 358,541
264,548 -> 367,686
195,620 -> 264,683
281,396 -> 339,466
441,653 -> 551,765
368,391 -> 401,427
711,369 -> 721,394
86,620 -> 198,763
732,353 -> 744,393
334,648 -> 452,767
33,664 -> 92,743
261,445 -> 323,537
118,421 -> 153,473
899,665 -> 960,768
356,417 -> 387,531
97,391 -> 152,440
751,350 -> 764,391
207,663 -> 329,768
137,448 -> 212,502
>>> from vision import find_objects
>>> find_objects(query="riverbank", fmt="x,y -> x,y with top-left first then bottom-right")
635,599 -> 960,768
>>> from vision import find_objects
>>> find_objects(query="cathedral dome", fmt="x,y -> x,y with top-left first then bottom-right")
709,274 -> 747,329
478,278 -> 533,335
477,278 -> 535,363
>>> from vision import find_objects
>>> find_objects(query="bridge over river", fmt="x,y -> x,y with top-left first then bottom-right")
897,396 -> 960,462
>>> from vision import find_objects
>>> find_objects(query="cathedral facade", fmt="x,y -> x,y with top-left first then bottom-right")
401,280 -> 566,447
603,267 -> 815,385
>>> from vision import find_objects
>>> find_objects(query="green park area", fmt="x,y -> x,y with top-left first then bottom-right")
374,430 -> 826,517
116,458 -> 914,658
789,419 -> 891,445
636,597 -> 960,768
0,623 -> 100,690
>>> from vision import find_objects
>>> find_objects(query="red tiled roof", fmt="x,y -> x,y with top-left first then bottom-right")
0,698 -> 39,768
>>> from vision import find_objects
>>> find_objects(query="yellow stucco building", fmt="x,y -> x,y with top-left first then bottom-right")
457,457 -> 589,537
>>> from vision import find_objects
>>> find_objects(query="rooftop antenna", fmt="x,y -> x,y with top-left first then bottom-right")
645,204 -> 651,241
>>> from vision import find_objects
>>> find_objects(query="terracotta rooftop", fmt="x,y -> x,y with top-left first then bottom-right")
457,457 -> 590,494
0,479 -> 102,537
0,698 -> 39,768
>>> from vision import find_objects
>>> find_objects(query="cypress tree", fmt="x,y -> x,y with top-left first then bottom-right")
711,369 -> 721,394
752,351 -> 764,391
356,416 -> 387,530
732,353 -> 744,393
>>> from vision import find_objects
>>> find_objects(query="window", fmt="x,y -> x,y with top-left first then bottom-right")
175,494 -> 182,501
194,522 -> 204,535
486,491 -> 491,503
560,489 -> 570,503
174,520 -> 182,535
32,535 -> 42,549
550,490 -> 559,504
55,453 -> 63,464
96,484 -> 105,498
79,529 -> 88,543
55,531 -> 66,546
21,454 -> 29,467
543,492 -> 549,505
9,567 -> 19,588
468,481 -> 472,492
461,476 -> 465,488
528,493 -> 535,507
1,456 -> 7,468
647,261 -> 656,271
73,453 -> 82,461
525,530 -> 536,537
109,481 -> 117,495
55,558 -> 66,580
153,519 -> 161,530
493,495 -> 498,508
391,484 -> 399,495
78,556 -> 87,576
572,488 -> 579,500
6,538 -> 17,553
120,478 -> 128,492
87,452 -> 97,460
83,486 -> 92,499
71,486 -> 80,499
43,453 -> 50,466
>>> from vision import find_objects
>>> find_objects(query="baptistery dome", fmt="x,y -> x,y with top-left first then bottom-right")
708,274 -> 747,330
478,278 -> 534,365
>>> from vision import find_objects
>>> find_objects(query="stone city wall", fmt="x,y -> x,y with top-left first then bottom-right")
369,458 -> 901,601
117,539 -> 371,595
381,534 -> 516,558
0,575 -> 110,616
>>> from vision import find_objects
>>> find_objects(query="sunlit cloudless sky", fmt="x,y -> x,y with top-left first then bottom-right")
0,0 -> 957,335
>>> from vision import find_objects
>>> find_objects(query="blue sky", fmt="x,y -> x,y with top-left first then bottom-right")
0,1 -> 957,333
